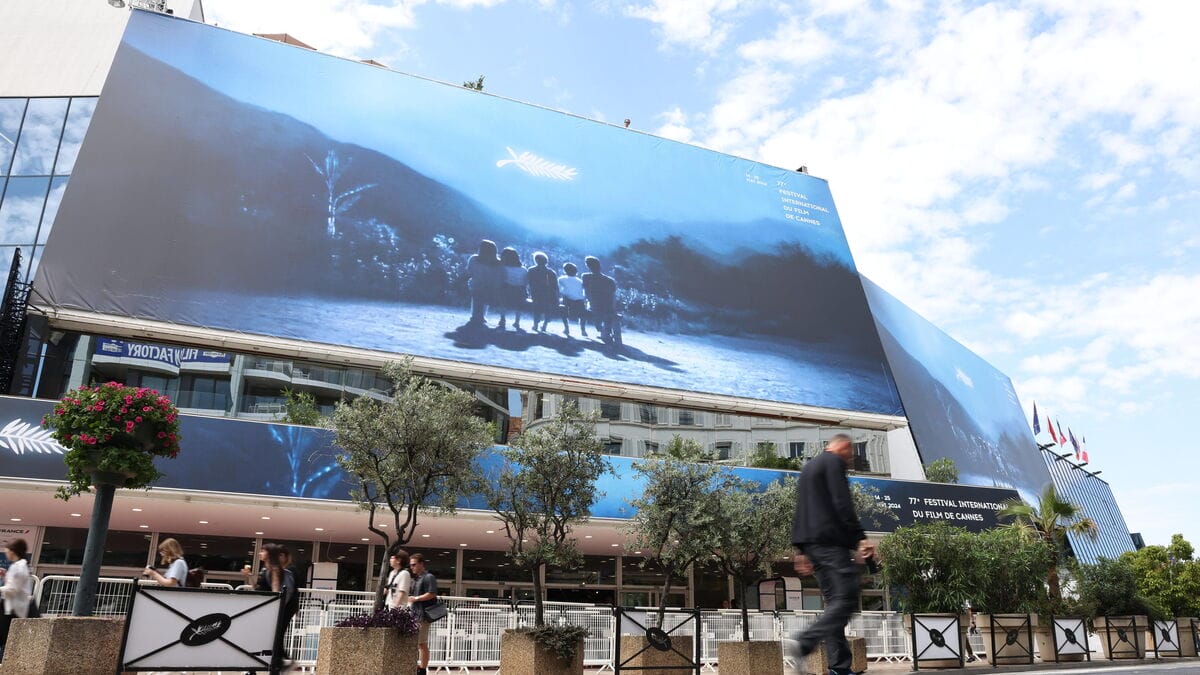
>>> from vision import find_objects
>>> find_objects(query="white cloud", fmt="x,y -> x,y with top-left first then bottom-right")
736,17 -> 836,66
623,0 -> 746,52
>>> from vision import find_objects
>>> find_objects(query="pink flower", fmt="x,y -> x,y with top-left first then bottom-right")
113,415 -> 121,421
142,406 -> 151,412
134,416 -> 143,423
125,421 -> 135,432
156,431 -> 166,439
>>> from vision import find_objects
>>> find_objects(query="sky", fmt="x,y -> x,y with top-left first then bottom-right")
201,0 -> 1200,548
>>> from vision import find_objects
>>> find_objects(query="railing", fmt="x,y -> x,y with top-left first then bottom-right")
35,576 -> 913,669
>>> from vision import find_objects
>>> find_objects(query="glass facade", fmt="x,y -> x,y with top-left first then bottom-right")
0,97 -> 98,281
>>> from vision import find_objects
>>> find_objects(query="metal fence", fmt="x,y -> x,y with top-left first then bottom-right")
35,575 -> 915,670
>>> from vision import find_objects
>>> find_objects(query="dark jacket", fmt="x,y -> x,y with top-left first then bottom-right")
791,450 -> 865,550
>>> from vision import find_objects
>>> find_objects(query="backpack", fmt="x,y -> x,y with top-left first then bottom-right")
186,567 -> 207,588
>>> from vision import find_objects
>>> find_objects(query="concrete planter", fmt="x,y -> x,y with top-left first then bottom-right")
798,636 -> 867,675
903,613 -> 968,669
976,613 -> 1036,665
315,626 -> 418,675
717,640 -> 783,675
1176,617 -> 1198,657
1,617 -> 124,674
1031,615 -> 1087,663
499,630 -> 584,675
1093,616 -> 1148,660
619,634 -> 695,675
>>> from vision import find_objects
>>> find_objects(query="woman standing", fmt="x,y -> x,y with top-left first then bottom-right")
257,543 -> 297,674
144,538 -> 188,587
385,549 -> 411,609
498,247 -> 527,330
0,539 -> 35,662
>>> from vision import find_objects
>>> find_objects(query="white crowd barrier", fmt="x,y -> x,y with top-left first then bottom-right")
35,575 -> 914,669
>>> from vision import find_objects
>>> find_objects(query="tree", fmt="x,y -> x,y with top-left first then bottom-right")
747,441 -> 800,471
330,359 -> 493,610
279,388 -> 322,426
1071,556 -> 1165,618
851,483 -> 900,531
627,437 -> 729,622
998,484 -> 1097,605
1120,534 -> 1200,617
306,149 -> 377,238
924,457 -> 959,483
463,75 -> 485,91
709,477 -> 796,640
485,403 -> 608,627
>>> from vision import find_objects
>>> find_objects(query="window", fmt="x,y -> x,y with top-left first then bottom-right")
714,413 -> 732,427
533,392 -> 545,419
38,527 -> 150,567
677,409 -> 696,426
788,442 -> 806,459
603,438 -> 623,455
714,442 -> 733,460
177,374 -> 231,411
638,405 -> 657,425
126,370 -> 172,394
161,533 -> 256,575
599,399 -> 622,421
462,549 -> 526,583
546,554 -> 616,584
642,441 -> 659,456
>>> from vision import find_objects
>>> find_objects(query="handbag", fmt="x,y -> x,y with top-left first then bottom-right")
423,601 -> 448,623
25,596 -> 40,619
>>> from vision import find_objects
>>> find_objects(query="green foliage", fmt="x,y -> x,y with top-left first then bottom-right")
330,358 -> 493,609
653,434 -> 711,461
279,388 -> 322,426
747,442 -> 800,471
879,522 -> 977,613
463,75 -> 486,91
485,404 -> 609,626
970,526 -> 1054,614
43,382 -> 182,500
851,484 -> 900,531
509,625 -> 590,662
998,484 -> 1097,603
1119,534 -> 1200,617
1070,556 -> 1166,619
924,457 -> 959,484
627,447 -> 731,618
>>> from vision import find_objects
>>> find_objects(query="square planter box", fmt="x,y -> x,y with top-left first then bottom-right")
977,613 -> 1036,665
903,613 -> 967,669
619,634 -> 695,675
717,640 -> 782,675
799,636 -> 866,674
1,617 -> 124,675
1094,616 -> 1148,660
315,626 -> 418,675
1032,615 -> 1088,663
499,629 -> 584,675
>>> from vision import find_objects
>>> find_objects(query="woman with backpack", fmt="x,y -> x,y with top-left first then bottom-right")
256,543 -> 297,673
143,538 -> 188,587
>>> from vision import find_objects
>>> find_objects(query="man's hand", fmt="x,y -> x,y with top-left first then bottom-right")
854,539 -> 877,565
793,553 -> 813,576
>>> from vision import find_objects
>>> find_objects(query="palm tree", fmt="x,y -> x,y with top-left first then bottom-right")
998,484 -> 1097,603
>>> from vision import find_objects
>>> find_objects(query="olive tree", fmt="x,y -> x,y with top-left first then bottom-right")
485,403 -> 609,627
709,477 -> 796,640
627,436 -> 730,622
331,359 -> 494,610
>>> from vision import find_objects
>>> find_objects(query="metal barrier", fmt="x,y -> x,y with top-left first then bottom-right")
34,575 -> 918,669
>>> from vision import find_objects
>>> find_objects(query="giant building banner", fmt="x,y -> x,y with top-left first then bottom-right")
862,277 -> 1051,504
34,11 -> 902,416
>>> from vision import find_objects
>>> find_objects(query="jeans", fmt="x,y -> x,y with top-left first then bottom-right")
793,544 -> 860,672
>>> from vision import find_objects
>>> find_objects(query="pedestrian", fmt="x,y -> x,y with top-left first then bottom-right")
0,538 -> 36,663
526,252 -> 559,332
498,247 -> 527,330
788,433 -> 875,675
143,537 -> 188,587
385,549 -> 412,609
557,262 -> 587,337
465,239 -> 501,327
257,543 -> 297,674
408,553 -> 439,675
581,256 -> 617,341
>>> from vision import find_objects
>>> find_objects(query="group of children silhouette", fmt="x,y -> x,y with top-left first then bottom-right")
464,239 -> 620,343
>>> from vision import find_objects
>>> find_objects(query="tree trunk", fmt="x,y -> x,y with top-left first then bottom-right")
1047,564 -> 1062,603
736,580 -> 750,642
533,563 -> 546,627
374,555 -> 391,612
73,481 -> 116,616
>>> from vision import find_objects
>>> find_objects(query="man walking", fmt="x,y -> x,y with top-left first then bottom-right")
789,433 -> 874,675
409,553 -> 438,675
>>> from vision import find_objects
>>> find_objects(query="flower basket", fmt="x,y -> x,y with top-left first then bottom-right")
42,382 -> 182,499
316,607 -> 421,675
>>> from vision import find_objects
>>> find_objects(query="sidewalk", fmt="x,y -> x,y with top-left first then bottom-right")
846,657 -> 1200,674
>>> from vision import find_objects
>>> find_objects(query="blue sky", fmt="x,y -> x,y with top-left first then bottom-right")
202,0 -> 1200,548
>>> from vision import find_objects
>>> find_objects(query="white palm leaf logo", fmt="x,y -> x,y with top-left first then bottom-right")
496,147 -> 578,181
0,419 -> 64,455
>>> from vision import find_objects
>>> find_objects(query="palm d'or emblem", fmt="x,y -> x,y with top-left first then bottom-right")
1005,629 -> 1020,646
1063,628 -> 1079,645
496,147 -> 579,181
927,628 -> 946,648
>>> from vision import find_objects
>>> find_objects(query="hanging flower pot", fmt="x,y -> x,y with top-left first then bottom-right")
42,382 -> 183,500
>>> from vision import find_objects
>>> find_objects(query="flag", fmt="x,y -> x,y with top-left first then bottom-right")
1048,419 -> 1059,444
1082,436 -> 1090,464
1032,401 -> 1041,435
1057,420 -> 1067,446
1069,428 -> 1080,458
